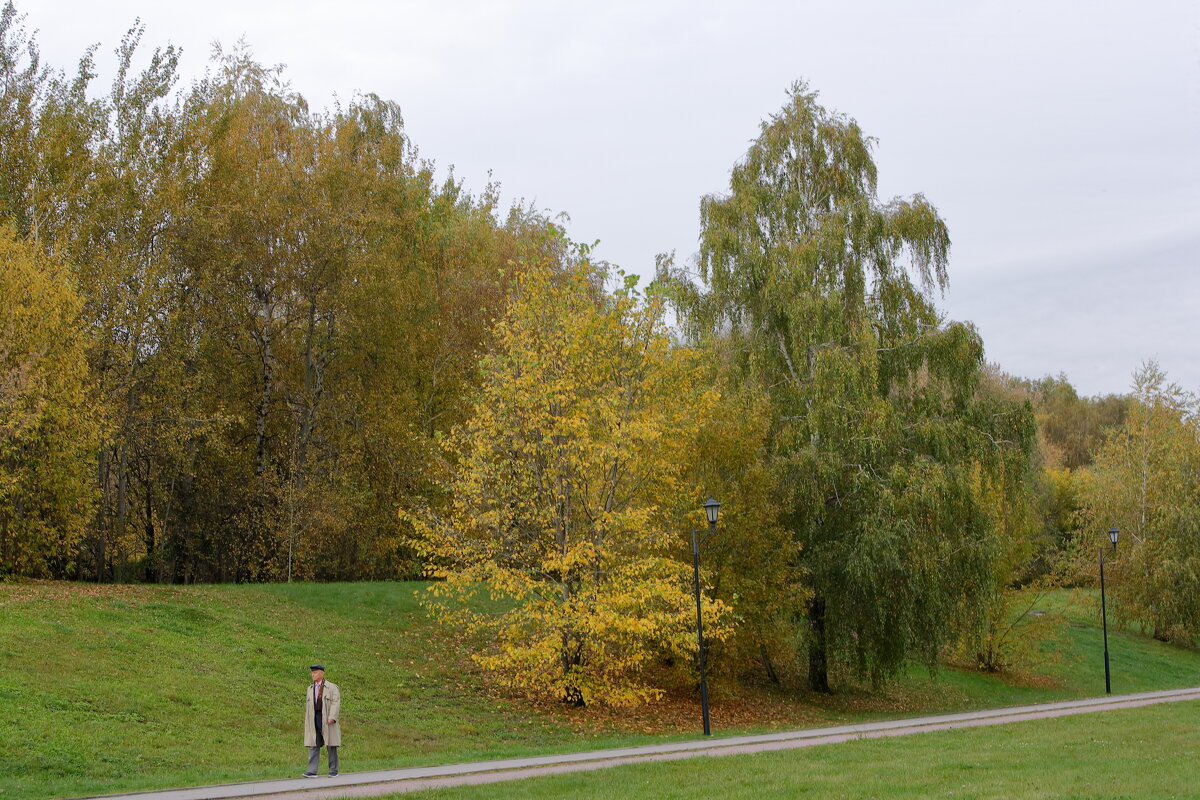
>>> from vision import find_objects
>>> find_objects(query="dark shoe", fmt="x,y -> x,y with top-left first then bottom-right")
328,772 -> 339,777
302,773 -> 317,778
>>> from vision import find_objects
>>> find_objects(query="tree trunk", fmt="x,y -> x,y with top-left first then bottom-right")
254,329 -> 274,477
560,627 -> 585,707
143,461 -> 155,582
286,300 -> 328,581
93,448 -> 110,582
114,442 -> 129,566
807,595 -> 831,693
760,642 -> 781,686
169,444 -> 198,584
112,379 -> 139,577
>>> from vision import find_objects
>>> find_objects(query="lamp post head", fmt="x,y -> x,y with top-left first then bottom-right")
1108,526 -> 1119,549
703,497 -> 721,526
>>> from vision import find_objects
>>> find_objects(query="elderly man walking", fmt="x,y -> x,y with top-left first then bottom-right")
303,664 -> 341,777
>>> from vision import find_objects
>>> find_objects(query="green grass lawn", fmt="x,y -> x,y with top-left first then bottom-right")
891,588 -> 1200,710
1,582 -> 1197,799
399,699 -> 1200,800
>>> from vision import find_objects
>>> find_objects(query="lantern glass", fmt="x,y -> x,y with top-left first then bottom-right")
704,498 -> 721,526
1108,526 -> 1119,547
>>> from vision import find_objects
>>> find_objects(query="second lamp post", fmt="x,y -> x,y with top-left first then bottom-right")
692,497 -> 720,736
1100,525 -> 1119,694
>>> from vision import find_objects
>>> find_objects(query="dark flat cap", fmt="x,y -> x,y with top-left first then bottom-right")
309,664 -> 325,671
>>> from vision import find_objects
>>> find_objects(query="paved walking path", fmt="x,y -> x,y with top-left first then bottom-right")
81,687 -> 1200,800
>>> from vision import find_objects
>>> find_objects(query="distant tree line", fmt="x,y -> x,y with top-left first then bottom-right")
3,2 -> 1198,702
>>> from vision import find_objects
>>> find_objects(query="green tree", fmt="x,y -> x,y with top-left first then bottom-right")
1029,374 -> 1129,470
0,1 -> 45,235
668,81 -> 1035,691
69,25 -> 191,582
1083,361 -> 1200,643
979,373 -> 1129,584
670,329 -> 802,685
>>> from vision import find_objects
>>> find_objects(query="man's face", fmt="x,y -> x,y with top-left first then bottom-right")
311,669 -> 324,683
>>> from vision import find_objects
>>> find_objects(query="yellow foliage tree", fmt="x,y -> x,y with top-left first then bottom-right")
406,248 -> 733,706
0,230 -> 99,575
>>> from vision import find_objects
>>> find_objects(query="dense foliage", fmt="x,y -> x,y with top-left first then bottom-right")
1081,362 -> 1200,643
2,2 -> 1194,704
666,82 -> 1038,690
0,5 -> 552,582
0,231 -> 98,574
407,254 -> 735,705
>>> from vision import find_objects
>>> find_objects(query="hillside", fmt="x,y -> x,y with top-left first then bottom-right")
3,582 -> 1199,799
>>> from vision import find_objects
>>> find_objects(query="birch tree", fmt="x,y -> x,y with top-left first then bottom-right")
1083,362 -> 1200,643
670,81 -> 1035,691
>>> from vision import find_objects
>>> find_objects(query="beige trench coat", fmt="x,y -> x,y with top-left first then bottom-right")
304,681 -> 342,747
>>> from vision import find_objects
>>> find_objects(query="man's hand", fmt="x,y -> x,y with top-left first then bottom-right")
328,718 -> 336,725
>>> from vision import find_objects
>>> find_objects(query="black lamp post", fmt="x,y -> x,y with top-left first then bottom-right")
1100,525 -> 1119,694
692,497 -> 720,736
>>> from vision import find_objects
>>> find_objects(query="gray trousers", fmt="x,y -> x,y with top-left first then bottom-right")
307,721 -> 339,775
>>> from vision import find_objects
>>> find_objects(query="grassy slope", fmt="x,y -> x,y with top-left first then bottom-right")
1,582 -> 1197,799
401,699 -> 1200,800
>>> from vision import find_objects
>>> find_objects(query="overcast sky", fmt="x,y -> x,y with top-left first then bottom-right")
27,0 -> 1200,397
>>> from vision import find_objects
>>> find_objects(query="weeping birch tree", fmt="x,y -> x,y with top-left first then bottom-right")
669,81 -> 1035,691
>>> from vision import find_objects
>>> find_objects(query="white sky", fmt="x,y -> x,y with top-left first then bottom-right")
25,0 -> 1200,397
